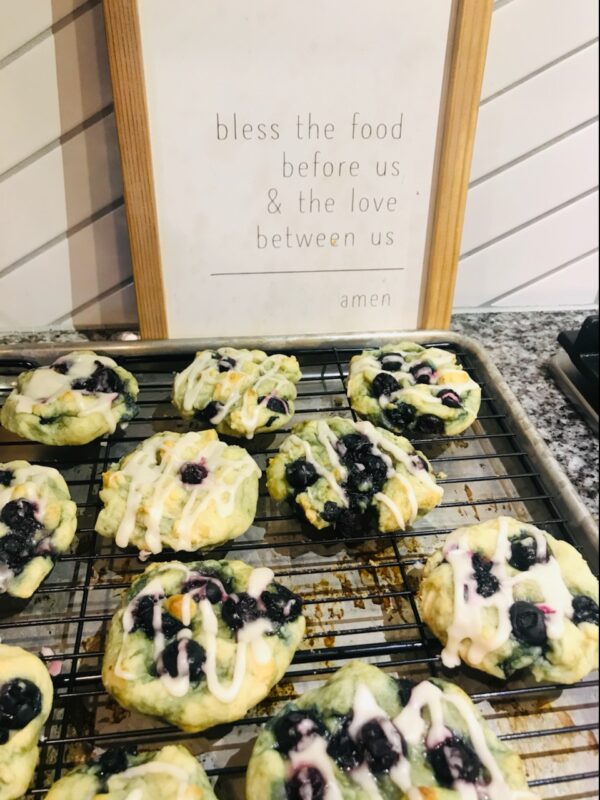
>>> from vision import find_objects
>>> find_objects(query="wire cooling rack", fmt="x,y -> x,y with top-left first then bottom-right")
0,339 -> 598,799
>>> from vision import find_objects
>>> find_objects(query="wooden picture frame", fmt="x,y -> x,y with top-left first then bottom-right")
103,0 -> 492,339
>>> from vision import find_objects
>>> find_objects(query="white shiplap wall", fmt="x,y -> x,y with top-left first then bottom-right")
0,0 -> 137,330
455,0 -> 599,310
0,1 -> 597,331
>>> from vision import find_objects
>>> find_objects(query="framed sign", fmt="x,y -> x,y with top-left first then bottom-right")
103,0 -> 492,339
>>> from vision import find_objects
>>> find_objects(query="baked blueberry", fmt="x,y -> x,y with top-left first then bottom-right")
131,595 -> 183,640
196,401 -> 223,422
320,501 -> 342,523
0,530 -> 36,573
273,709 -> 326,754
285,459 -> 318,492
572,595 -> 599,626
286,766 -> 325,800
0,679 -> 42,730
0,499 -> 41,536
438,389 -> 462,408
0,470 -> 12,487
357,719 -> 403,773
379,353 -> 404,372
371,372 -> 400,399
262,585 -> 303,625
265,396 -> 288,415
327,716 -> 363,770
95,746 -> 133,779
384,403 -> 416,431
72,362 -> 124,395
395,678 -> 415,706
334,509 -> 368,539
410,363 -> 435,384
415,414 -> 445,435
182,572 -> 232,601
510,601 -> 547,648
428,735 -> 484,787
508,533 -> 548,571
221,592 -> 261,632
52,361 -> 70,375
161,639 -> 206,682
217,356 -> 236,373
472,553 -> 500,598
180,462 -> 209,485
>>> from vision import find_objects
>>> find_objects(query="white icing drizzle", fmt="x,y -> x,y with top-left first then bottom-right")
290,435 -> 348,507
112,762 -> 190,800
441,518 -> 574,669
175,349 -> 295,436
247,567 -> 275,597
116,565 -> 280,702
374,492 -> 406,531
289,736 -> 343,800
12,353 -> 122,430
316,680 -> 535,800
111,431 -> 260,552
199,598 -> 273,702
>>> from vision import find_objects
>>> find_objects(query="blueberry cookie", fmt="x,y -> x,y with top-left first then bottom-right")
0,645 -> 54,800
172,348 -> 302,439
45,744 -> 217,800
96,430 -> 260,554
347,342 -> 481,437
419,517 -> 599,684
266,417 -> 443,538
102,560 -> 305,732
246,660 -> 537,800
0,351 -> 139,446
0,461 -> 77,598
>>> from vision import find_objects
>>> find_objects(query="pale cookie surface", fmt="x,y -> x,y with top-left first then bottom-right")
45,743 -> 217,800
347,342 -> 481,437
246,660 -> 537,800
0,351 -> 139,446
0,644 -> 54,800
0,461 -> 77,598
172,347 -> 301,439
96,430 -> 260,554
266,417 -> 443,538
419,516 -> 599,684
102,560 -> 305,732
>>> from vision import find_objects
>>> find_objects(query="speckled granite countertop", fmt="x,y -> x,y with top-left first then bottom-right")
453,310 -> 598,520
1,310 -> 597,518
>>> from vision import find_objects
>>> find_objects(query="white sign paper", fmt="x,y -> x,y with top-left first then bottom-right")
138,1 -> 453,338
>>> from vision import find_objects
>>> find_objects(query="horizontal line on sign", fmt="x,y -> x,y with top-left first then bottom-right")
211,268 -> 405,277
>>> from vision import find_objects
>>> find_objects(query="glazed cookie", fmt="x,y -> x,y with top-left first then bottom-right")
347,342 -> 481,437
102,560 -> 305,732
45,744 -> 217,800
0,644 -> 54,800
172,348 -> 302,439
0,351 -> 139,446
246,660 -> 537,800
266,417 -> 443,537
419,517 -> 599,684
96,430 -> 260,554
0,461 -> 77,598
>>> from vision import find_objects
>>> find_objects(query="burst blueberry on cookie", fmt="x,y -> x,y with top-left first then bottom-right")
172,347 -> 301,439
0,461 -> 77,598
0,645 -> 53,800
102,560 -> 305,732
419,516 -> 599,684
347,342 -> 481,437
246,660 -> 538,799
266,417 -> 443,538
0,351 -> 138,446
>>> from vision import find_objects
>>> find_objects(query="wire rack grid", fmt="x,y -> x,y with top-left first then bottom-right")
0,341 -> 598,799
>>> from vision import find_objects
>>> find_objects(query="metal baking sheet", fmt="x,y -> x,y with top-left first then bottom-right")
0,331 -> 597,799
